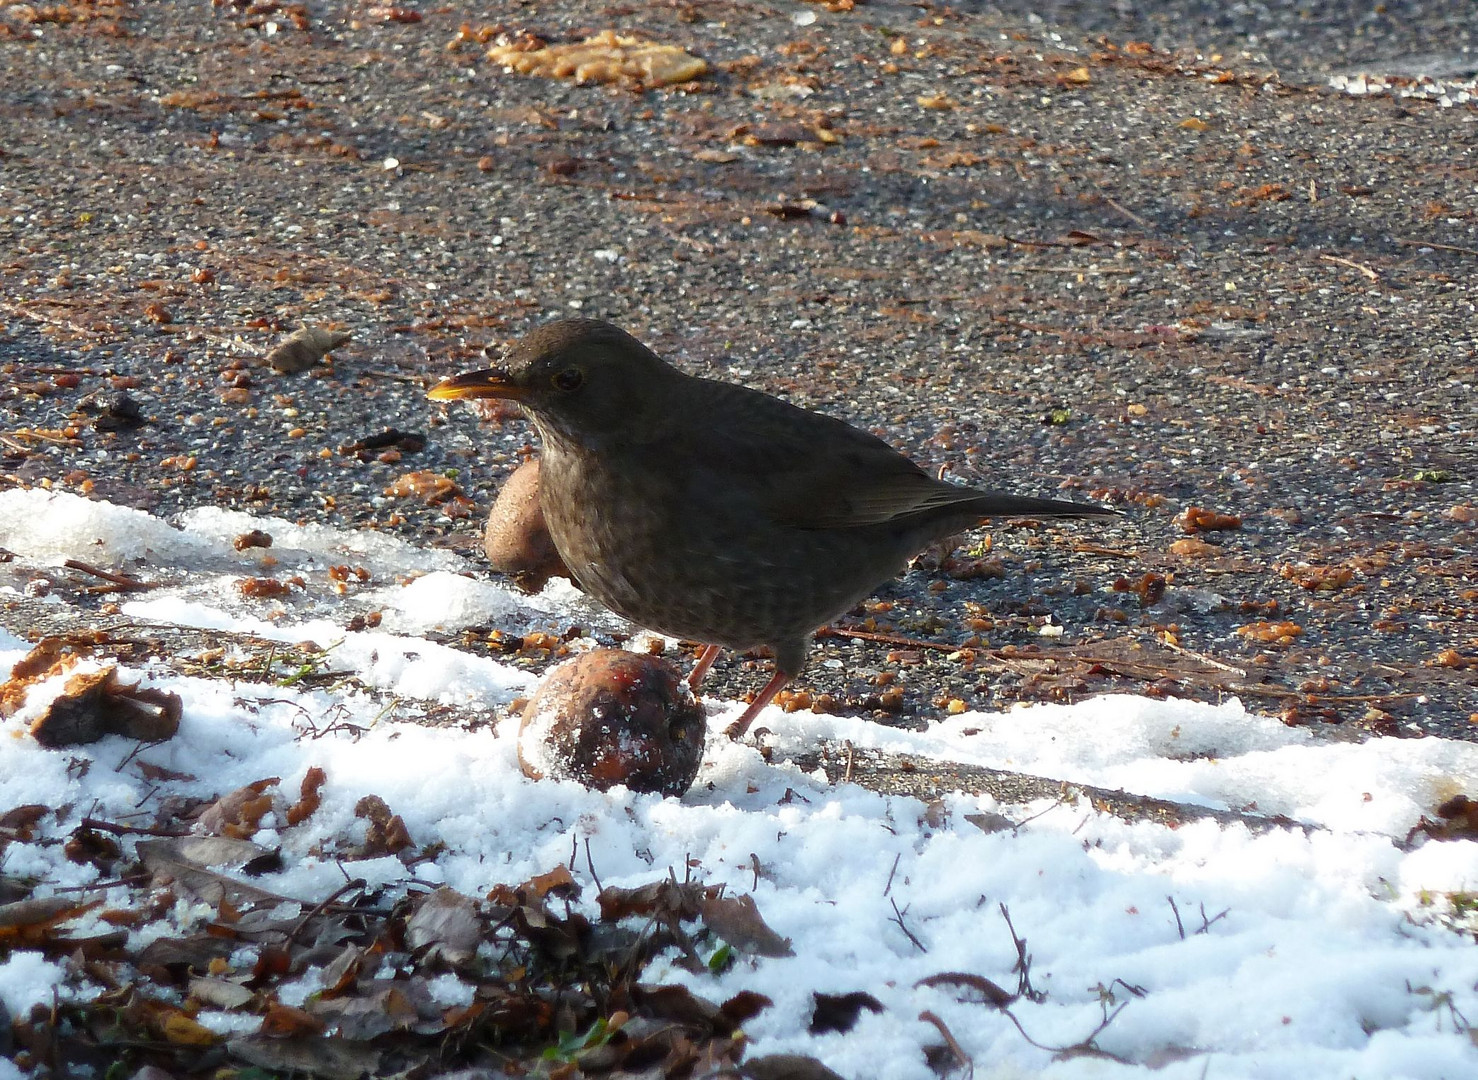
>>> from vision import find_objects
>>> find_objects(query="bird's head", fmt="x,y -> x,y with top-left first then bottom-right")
429,319 -> 679,445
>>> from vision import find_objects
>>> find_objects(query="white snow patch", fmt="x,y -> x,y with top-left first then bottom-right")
2,493 -> 1478,1078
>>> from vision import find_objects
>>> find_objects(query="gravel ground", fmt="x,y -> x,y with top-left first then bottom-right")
977,0 -> 1478,79
1,0 -> 1475,737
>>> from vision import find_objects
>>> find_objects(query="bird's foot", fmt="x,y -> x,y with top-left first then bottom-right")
724,670 -> 790,740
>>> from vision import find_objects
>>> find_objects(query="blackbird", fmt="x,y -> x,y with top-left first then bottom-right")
430,319 -> 1116,739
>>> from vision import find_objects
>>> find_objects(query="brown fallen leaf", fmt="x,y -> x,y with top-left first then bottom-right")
0,896 -> 101,946
26,665 -> 182,748
228,1034 -> 382,1080
1236,620 -> 1303,646
160,1010 -> 218,1047
308,982 -> 430,1039
743,1054 -> 847,1080
809,990 -> 884,1034
196,778 -> 281,839
286,766 -> 327,826
0,634 -> 104,712
137,836 -> 287,908
350,794 -> 412,858
187,975 -> 256,1012
137,934 -> 241,972
259,1001 -> 327,1037
233,529 -> 273,551
597,878 -> 706,922
1280,562 -> 1355,591
526,864 -> 581,901
405,887 -> 482,964
698,893 -> 793,957
0,805 -> 49,843
914,971 -> 1015,1007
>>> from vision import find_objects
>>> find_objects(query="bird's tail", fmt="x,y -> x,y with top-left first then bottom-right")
962,492 -> 1120,519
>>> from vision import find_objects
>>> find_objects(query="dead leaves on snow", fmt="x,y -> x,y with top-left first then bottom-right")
0,788 -> 829,1078
0,636 -> 182,747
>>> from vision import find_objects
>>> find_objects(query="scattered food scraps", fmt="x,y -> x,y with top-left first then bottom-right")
487,30 -> 707,89
266,326 -> 352,374
518,650 -> 706,797
483,458 -> 572,593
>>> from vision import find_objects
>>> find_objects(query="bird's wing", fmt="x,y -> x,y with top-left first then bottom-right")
680,379 -> 985,530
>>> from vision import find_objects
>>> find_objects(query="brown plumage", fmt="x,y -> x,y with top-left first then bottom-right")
430,319 -> 1116,738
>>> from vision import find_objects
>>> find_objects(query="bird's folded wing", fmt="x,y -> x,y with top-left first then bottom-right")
768,458 -> 984,530
682,379 -> 979,530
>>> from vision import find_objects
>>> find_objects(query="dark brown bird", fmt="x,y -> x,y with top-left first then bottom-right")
430,319 -> 1115,739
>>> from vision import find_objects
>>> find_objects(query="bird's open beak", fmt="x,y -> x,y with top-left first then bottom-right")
427,367 -> 524,402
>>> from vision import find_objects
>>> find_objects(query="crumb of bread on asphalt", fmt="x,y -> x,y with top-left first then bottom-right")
487,30 -> 707,89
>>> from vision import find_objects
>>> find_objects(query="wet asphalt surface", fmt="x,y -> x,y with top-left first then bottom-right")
1,0 -> 1475,737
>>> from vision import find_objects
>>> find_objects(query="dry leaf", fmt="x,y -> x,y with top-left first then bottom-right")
698,893 -> 793,957
196,778 -> 281,838
744,1054 -> 847,1080
0,896 -> 100,945
228,1034 -> 381,1080
405,887 -> 482,964
286,766 -> 327,826
351,794 -> 412,858
26,666 -> 182,747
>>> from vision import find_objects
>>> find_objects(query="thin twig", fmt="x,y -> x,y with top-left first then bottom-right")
583,838 -> 605,896
1319,253 -> 1379,280
919,1010 -> 975,1078
890,899 -> 927,953
52,873 -> 152,892
1197,902 -> 1230,934
1000,903 -> 1040,1001
998,1000 -> 1132,1061
1160,639 -> 1246,676
883,851 -> 901,898
79,817 -> 188,838
1072,542 -> 1139,558
63,559 -> 154,591
1099,193 -> 1153,230
821,623 -> 955,653
288,878 -> 367,944
1004,234 -> 1073,249
1012,265 -> 1138,275
1168,895 -> 1186,940
1011,792 -> 1072,829
1396,238 -> 1478,257
362,370 -> 429,384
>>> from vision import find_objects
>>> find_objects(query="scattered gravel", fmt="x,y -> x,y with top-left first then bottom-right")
2,0 -> 1475,736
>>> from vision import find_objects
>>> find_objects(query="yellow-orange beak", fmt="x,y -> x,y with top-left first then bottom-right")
427,367 -> 524,402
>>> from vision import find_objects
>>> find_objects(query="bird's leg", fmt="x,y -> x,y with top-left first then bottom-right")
687,643 -> 722,691
723,669 -> 791,741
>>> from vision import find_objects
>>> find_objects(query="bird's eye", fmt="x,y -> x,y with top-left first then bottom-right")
552,367 -> 584,392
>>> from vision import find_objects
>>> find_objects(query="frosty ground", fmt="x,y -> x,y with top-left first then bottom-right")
3,488 -> 1478,1078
